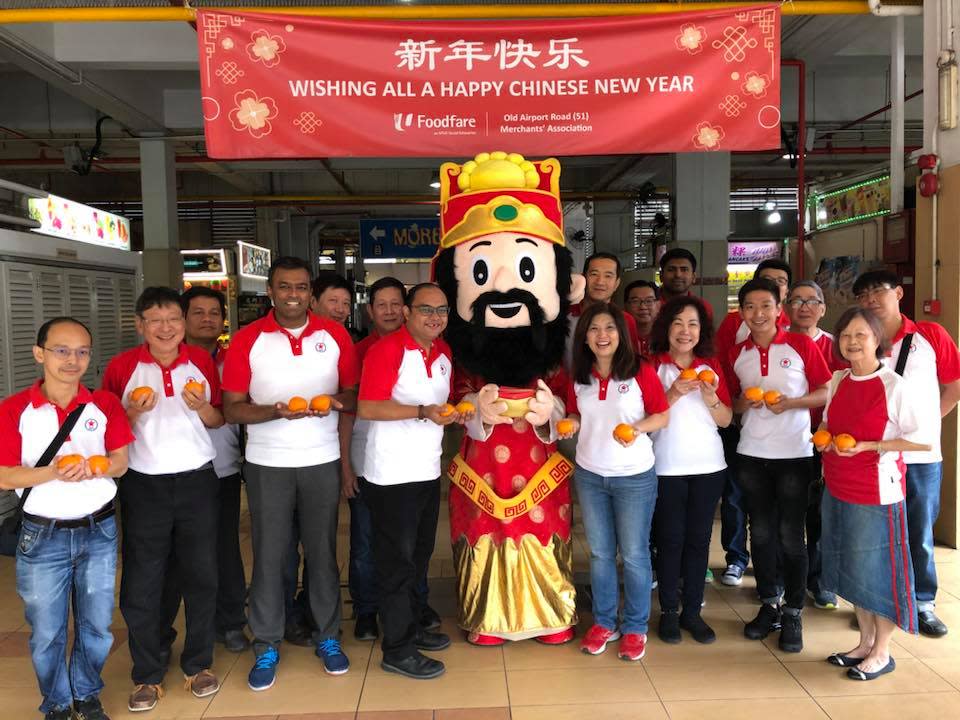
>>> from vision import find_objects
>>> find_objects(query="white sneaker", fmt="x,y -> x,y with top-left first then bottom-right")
720,564 -> 744,586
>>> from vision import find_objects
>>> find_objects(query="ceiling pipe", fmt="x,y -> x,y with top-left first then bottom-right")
0,2 -> 878,24
819,89 -> 923,144
868,0 -> 924,15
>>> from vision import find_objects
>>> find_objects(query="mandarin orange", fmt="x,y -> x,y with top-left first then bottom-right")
130,386 -> 154,403
56,454 -> 84,471
288,396 -> 308,412
557,418 -> 575,435
698,369 -> 717,385
613,423 -> 636,443
679,368 -> 699,381
309,395 -> 332,412
744,387 -> 764,403
834,433 -> 857,451
87,455 -> 110,475
812,430 -> 832,448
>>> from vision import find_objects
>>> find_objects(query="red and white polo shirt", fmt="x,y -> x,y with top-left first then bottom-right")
564,302 -> 641,371
350,329 -> 384,478
715,309 -> 790,370
0,382 -> 134,519
881,315 -> 960,464
651,355 -> 730,476
822,367 -> 920,505
208,346 -> 241,479
358,326 -> 453,486
103,343 -> 220,475
222,310 -> 359,468
728,330 -> 832,459
568,361 -> 669,476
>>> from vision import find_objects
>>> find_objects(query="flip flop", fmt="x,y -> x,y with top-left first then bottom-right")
827,653 -> 867,667
847,657 -> 896,681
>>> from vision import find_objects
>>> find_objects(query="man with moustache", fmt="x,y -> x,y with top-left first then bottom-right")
433,151 -> 586,646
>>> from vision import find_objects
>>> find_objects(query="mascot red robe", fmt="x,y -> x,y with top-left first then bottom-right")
433,152 -> 586,644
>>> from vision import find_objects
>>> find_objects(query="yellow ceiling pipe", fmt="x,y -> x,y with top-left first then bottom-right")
0,2 -> 879,24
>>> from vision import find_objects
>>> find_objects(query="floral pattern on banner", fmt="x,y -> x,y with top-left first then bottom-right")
675,24 -> 707,55
693,122 -> 725,150
230,89 -> 278,139
247,29 -> 286,67
742,71 -> 771,98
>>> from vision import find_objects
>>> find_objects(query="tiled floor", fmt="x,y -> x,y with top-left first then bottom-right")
1,485 -> 959,720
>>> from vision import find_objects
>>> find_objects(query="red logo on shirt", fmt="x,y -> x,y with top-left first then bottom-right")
84,418 -> 99,431
186,376 -> 198,384
618,383 -> 630,394
315,342 -> 327,353
779,358 -> 792,368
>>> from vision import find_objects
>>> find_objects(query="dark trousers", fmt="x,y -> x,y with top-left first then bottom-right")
805,453 -> 825,594
158,473 -> 248,645
282,513 -> 316,630
655,470 -> 726,615
361,477 -> 440,663
119,465 -> 219,684
719,425 -> 750,569
245,461 -> 341,649
737,455 -> 811,611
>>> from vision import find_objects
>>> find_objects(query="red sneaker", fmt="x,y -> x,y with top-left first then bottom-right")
618,633 -> 647,661
579,624 -> 620,655
535,627 -> 575,645
467,632 -> 506,646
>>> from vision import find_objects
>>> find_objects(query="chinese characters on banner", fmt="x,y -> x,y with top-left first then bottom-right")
197,7 -> 781,158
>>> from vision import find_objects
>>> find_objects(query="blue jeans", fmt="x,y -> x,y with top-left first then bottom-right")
719,426 -> 749,569
574,465 -> 658,635
906,462 -> 943,612
16,516 -> 118,714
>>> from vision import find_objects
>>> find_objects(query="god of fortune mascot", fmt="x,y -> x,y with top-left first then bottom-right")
433,151 -> 586,645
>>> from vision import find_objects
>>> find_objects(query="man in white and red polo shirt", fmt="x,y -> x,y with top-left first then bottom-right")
222,256 -> 359,691
854,269 -> 960,637
564,253 -> 640,370
715,258 -> 793,589
0,317 -> 134,720
358,282 -> 462,681
727,278 -> 831,655
102,287 -> 225,713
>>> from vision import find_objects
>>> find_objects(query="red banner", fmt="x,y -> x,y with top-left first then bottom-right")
197,7 -> 780,158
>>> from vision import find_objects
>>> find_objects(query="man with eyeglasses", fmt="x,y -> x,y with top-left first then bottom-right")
624,280 -> 659,357
222,257 -> 359,691
853,270 -> 960,637
1,317 -> 134,720
102,287 -> 225,713
358,283 -> 463,679
715,258 -> 793,588
786,281 -> 848,613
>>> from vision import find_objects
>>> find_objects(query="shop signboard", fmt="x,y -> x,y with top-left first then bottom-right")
728,240 -> 781,264
197,6 -> 781,158
182,249 -> 228,278
814,176 -> 891,231
27,194 -> 130,250
360,218 -> 441,259
238,240 -> 271,279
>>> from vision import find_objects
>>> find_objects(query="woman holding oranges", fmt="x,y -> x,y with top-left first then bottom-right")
726,278 -> 832,655
558,302 -> 669,661
818,308 -> 928,681
648,297 -> 733,644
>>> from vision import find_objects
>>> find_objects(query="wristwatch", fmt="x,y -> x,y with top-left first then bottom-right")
417,404 -> 425,420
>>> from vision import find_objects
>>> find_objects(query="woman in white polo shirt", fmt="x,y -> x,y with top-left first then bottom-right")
560,302 -> 669,662
726,278 -> 831,655
819,308 -> 928,681
649,296 -> 732,645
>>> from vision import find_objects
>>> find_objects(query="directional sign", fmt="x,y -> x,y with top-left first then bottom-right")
359,218 -> 441,260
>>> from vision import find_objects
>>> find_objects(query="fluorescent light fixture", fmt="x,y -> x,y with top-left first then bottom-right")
429,180 -> 441,189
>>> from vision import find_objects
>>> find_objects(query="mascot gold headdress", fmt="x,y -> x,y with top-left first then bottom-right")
434,151 -> 584,645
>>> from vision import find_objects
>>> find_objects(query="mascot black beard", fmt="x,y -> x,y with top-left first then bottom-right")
432,151 -> 586,645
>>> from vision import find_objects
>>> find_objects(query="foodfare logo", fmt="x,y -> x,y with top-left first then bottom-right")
393,112 -> 478,132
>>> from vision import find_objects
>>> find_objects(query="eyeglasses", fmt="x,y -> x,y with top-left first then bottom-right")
43,346 -> 91,360
627,298 -> 658,307
787,298 -> 824,308
761,276 -> 790,286
855,286 -> 893,302
414,305 -> 450,317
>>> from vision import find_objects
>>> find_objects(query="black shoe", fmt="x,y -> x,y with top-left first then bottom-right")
354,613 -> 379,641
657,611 -> 681,644
284,621 -> 314,647
919,610 -> 949,637
217,628 -> 251,653
779,612 -> 803,653
73,697 -> 111,720
680,613 -> 717,644
415,630 -> 451,651
744,604 -> 781,640
382,651 -> 445,679
44,709 -> 73,720
419,605 -> 442,631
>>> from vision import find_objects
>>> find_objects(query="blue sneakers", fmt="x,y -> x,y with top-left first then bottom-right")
248,647 -> 279,691
316,637 -> 350,675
